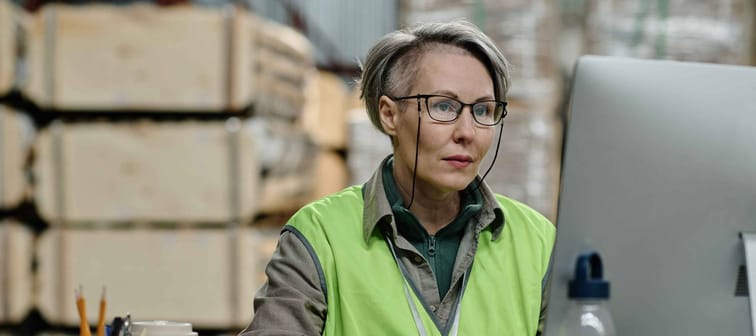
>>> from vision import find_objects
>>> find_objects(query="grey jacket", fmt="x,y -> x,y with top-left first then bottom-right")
240,161 -> 552,335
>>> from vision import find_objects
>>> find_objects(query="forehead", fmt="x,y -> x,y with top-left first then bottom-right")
411,46 -> 494,96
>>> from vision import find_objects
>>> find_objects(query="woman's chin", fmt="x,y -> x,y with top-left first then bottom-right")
432,175 -> 477,193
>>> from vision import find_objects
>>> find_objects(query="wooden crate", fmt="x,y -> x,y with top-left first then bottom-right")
254,19 -> 314,119
36,227 -> 279,329
0,106 -> 34,209
0,221 -> 34,324
33,120 -> 260,224
24,3 -> 256,112
0,0 -> 29,96
302,71 -> 348,150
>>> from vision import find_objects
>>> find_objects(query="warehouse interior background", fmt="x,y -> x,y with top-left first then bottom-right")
0,0 -> 754,335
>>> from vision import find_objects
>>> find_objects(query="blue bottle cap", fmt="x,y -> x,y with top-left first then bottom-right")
568,251 -> 610,299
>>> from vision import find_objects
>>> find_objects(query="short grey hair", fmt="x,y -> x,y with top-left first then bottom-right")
358,20 -> 511,134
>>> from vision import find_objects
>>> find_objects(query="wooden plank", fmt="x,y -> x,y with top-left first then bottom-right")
24,3 -> 256,111
246,117 -> 316,214
0,221 -> 34,324
310,149 -> 348,200
35,227 -> 279,328
256,19 -> 313,65
302,71 -> 348,149
255,73 -> 307,110
253,19 -> 314,119
0,0 -> 29,96
258,174 -> 313,215
33,120 -> 260,224
256,47 -> 310,88
0,106 -> 34,209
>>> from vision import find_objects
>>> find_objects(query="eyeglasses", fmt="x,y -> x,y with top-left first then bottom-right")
388,94 -> 508,126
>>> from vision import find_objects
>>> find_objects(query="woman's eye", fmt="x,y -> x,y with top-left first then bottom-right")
473,105 -> 490,116
434,101 -> 455,112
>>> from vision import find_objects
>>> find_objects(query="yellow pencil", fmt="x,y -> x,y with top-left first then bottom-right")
75,286 -> 92,336
96,287 -> 107,336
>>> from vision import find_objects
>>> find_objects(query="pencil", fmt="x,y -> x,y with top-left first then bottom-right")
75,286 -> 92,336
96,287 -> 107,336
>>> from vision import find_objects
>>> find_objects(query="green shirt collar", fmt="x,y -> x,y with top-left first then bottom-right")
362,155 -> 505,243
382,156 -> 480,240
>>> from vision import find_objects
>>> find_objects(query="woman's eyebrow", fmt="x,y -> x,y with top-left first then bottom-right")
430,90 -> 494,101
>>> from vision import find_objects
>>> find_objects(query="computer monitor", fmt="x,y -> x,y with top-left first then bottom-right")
544,56 -> 756,335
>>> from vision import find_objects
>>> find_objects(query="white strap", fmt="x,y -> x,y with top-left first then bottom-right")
385,234 -> 465,336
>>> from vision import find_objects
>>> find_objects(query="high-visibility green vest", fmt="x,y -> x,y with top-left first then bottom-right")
287,185 -> 555,336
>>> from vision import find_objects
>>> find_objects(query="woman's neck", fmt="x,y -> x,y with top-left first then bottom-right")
393,164 -> 461,235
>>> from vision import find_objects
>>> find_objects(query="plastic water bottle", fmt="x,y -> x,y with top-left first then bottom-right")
558,251 -> 616,336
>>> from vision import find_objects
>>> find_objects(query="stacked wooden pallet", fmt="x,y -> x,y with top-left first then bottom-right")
247,18 -> 350,216
23,3 -> 257,111
0,0 -> 350,332
0,1 -> 35,324
15,2 -> 271,330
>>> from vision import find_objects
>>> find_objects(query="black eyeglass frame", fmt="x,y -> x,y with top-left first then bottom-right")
387,94 -> 508,126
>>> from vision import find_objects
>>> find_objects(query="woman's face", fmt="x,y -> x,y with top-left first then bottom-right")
380,47 -> 496,195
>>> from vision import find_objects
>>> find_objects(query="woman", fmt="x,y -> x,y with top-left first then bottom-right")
242,21 -> 555,336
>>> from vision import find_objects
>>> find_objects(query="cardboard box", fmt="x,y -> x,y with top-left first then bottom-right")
0,221 -> 34,324
36,227 -> 279,328
24,3 -> 256,111
33,120 -> 260,224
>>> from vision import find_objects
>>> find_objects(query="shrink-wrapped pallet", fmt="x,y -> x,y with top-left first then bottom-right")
400,3 -> 474,26
400,0 -> 475,10
483,0 -> 559,99
346,108 -> 392,186
36,227 -> 279,329
0,106 -> 34,210
399,0 -> 561,100
0,0 -> 29,96
33,120 -> 260,224
255,19 -> 315,119
24,3 -> 257,111
480,98 -> 562,221
586,0 -> 754,65
0,221 -> 34,324
302,71 -> 348,150
245,117 -> 316,214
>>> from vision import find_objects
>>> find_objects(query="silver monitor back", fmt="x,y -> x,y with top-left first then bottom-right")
544,56 -> 756,335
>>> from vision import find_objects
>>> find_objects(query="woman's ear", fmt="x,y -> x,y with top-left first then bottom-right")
378,95 -> 399,137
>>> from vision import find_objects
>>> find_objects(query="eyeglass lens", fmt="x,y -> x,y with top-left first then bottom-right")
425,96 -> 503,125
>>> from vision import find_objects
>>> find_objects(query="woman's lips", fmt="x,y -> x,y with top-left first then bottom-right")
444,155 -> 473,168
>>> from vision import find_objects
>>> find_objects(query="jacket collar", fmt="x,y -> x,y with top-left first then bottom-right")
362,155 -> 505,243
